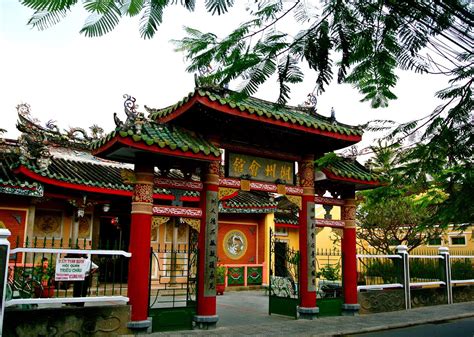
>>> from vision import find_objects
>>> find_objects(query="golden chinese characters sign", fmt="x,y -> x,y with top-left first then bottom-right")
226,153 -> 295,184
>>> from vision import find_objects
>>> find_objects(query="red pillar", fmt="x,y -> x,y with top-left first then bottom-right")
297,155 -> 318,319
127,159 -> 154,329
341,192 -> 360,315
195,160 -> 219,329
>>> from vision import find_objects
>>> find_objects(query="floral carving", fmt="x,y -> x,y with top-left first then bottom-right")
299,160 -> 314,188
133,183 -> 153,203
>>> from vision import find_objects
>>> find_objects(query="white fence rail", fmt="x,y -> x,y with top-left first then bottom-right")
357,245 -> 474,310
5,246 -> 131,308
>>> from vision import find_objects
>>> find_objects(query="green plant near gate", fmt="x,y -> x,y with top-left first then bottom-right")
317,264 -> 340,281
451,259 -> 474,280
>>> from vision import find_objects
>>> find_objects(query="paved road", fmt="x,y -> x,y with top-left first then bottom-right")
345,317 -> 474,337
217,290 -> 294,327
141,290 -> 474,337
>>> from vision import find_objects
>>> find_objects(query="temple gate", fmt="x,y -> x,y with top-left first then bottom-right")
91,88 -> 379,331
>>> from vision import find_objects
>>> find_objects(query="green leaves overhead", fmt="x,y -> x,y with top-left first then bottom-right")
139,0 -> 166,39
80,1 -> 121,37
204,0 -> 234,15
21,0 -> 237,39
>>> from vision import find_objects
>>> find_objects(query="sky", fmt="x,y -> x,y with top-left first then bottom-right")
0,1 -> 450,154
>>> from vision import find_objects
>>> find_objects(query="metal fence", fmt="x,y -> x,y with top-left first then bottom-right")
316,248 -> 342,299
149,241 -> 197,309
357,245 -> 474,309
6,236 -> 130,308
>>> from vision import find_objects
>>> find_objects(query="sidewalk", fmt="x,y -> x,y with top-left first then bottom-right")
134,290 -> 474,337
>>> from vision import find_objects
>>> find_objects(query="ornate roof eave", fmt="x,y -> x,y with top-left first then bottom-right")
218,205 -> 277,214
91,131 -> 221,163
12,164 -> 199,202
91,94 -> 221,163
320,169 -> 382,190
146,88 -> 363,143
0,181 -> 44,197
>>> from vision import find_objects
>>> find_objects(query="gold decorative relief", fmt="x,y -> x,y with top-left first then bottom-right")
181,218 -> 201,233
34,210 -> 62,238
218,187 -> 238,200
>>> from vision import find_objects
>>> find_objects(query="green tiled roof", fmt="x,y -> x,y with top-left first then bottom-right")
0,154 -> 44,197
12,155 -> 198,197
219,191 -> 277,214
275,213 -> 299,225
323,158 -> 380,182
91,120 -> 221,157
147,88 -> 363,137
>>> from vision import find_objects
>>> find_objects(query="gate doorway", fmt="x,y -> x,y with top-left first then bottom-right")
268,228 -> 299,318
148,219 -> 198,332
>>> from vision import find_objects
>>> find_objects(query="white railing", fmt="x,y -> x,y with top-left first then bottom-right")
357,245 -> 474,310
5,246 -> 131,307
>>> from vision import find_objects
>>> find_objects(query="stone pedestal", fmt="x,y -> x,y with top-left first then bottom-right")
297,306 -> 319,320
341,303 -> 360,316
193,315 -> 219,330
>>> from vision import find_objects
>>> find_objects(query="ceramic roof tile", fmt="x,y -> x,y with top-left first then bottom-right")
323,158 -> 380,182
0,154 -> 44,197
219,191 -> 277,213
147,88 -> 363,137
91,120 -> 221,158
13,154 -> 198,197
274,213 -> 299,225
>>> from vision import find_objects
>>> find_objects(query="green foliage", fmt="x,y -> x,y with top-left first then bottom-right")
33,264 -> 56,286
357,142 -> 447,253
363,259 -> 399,283
451,259 -> 474,280
21,0 -> 237,39
363,258 -> 441,283
314,152 -> 341,170
216,265 -> 226,284
317,264 -> 340,281
19,1 -> 473,226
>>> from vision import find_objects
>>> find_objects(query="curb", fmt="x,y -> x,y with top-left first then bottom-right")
326,312 -> 474,336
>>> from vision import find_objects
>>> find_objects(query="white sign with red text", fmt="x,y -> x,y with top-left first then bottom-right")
55,258 -> 87,281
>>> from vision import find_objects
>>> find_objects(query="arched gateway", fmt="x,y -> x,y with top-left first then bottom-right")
91,88 -> 380,331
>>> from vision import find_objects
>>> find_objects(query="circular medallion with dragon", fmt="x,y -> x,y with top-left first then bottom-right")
223,230 -> 247,260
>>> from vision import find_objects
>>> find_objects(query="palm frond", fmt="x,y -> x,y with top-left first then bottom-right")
28,9 -> 70,31
80,2 -> 121,37
139,0 -> 168,39
21,0 -> 77,12
118,0 -> 145,16
204,0 -> 234,15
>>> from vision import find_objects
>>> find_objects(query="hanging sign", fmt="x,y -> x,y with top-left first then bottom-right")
55,258 -> 88,281
226,152 -> 295,184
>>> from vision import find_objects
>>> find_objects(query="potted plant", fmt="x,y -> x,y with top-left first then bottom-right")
33,259 -> 56,298
216,265 -> 226,295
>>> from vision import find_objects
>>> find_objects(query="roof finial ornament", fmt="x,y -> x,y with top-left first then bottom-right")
301,84 -> 318,115
16,103 -> 31,117
330,107 -> 336,123
118,94 -> 146,135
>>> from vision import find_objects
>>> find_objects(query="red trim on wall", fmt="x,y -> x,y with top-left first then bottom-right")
275,223 -> 299,229
322,169 -> 381,186
159,94 -> 361,142
314,196 -> 345,206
